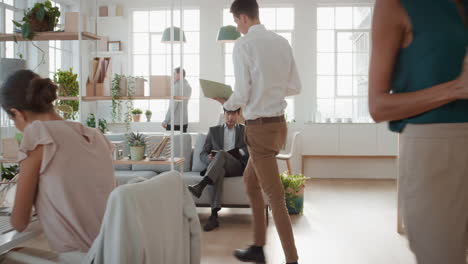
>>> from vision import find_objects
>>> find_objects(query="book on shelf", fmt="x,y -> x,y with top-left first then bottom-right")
148,137 -> 171,160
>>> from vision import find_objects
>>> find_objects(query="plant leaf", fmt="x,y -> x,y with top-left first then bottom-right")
13,20 -> 22,28
36,7 -> 46,21
21,23 -> 32,40
45,0 -> 52,9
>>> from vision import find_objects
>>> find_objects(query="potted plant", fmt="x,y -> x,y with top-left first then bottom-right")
13,1 -> 60,40
54,68 -> 79,120
1,164 -> 19,181
131,108 -> 142,122
126,132 -> 146,161
86,113 -> 96,128
280,171 -> 307,215
145,110 -> 152,122
98,119 -> 108,134
14,133 -> 23,145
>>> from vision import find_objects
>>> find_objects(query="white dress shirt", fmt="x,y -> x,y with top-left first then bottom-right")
223,124 -> 236,151
223,24 -> 302,120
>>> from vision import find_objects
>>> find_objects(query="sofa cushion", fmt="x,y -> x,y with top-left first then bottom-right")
132,134 -> 192,173
191,134 -> 208,172
115,170 -> 157,185
105,133 -> 131,171
181,171 -> 250,206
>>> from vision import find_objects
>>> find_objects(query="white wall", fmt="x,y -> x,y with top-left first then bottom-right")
85,0 -> 399,179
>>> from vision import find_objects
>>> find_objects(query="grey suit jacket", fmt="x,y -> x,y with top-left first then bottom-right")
200,124 -> 249,167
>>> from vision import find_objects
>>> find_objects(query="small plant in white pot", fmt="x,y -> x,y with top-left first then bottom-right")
145,110 -> 152,122
131,108 -> 142,122
126,132 -> 146,161
280,171 -> 307,215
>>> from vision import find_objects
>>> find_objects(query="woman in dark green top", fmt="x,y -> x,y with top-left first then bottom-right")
369,0 -> 468,263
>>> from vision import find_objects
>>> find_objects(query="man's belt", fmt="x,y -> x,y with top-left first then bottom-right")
245,115 -> 285,125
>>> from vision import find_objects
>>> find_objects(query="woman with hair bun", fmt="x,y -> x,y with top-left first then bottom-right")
0,70 -> 115,260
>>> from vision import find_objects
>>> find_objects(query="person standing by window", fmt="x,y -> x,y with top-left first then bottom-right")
162,67 -> 192,133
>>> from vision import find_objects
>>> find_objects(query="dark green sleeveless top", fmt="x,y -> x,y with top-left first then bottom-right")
389,0 -> 468,132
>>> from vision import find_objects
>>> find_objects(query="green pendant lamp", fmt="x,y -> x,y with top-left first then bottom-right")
161,27 -> 187,43
217,25 -> 241,43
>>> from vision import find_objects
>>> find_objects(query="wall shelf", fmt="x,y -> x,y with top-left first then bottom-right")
93,51 -> 125,56
0,32 -> 101,42
57,97 -> 80,101
82,96 -> 188,101
97,16 -> 124,21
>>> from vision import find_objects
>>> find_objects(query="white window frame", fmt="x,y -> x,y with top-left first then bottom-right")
315,5 -> 373,123
49,1 -> 73,78
129,8 -> 200,123
223,7 -> 296,121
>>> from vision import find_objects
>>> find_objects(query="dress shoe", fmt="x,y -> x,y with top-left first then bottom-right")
233,245 -> 266,263
203,216 -> 219,231
188,177 -> 211,198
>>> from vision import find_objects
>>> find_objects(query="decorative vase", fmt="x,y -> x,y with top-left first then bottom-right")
285,185 -> 305,215
132,114 -> 141,122
146,114 -> 152,122
129,146 -> 145,161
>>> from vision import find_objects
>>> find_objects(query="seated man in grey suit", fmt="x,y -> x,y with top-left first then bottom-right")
188,108 -> 249,231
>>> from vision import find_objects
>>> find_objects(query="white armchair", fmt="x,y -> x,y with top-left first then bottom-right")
276,132 -> 301,174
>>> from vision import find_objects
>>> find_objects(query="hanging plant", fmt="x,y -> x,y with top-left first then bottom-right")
13,1 -> 60,69
54,68 -> 79,120
125,76 -> 136,132
13,0 -> 60,40
111,74 -> 123,123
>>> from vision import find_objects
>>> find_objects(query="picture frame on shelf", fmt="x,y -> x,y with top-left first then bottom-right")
107,41 -> 121,52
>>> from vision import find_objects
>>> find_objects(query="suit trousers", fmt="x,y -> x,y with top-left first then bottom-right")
205,150 -> 244,209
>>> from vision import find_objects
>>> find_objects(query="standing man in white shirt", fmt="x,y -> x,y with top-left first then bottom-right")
214,1 -> 301,263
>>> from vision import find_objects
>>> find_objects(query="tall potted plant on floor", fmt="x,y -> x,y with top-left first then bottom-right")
126,132 -> 146,161
280,171 -> 307,215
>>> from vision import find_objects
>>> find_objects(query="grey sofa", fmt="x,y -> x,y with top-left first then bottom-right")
105,133 -> 250,207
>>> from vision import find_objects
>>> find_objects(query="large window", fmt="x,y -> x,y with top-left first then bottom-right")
316,6 -> 372,123
131,9 -> 200,123
223,7 -> 295,121
49,1 -> 72,79
1,0 -> 17,129
1,0 -> 15,59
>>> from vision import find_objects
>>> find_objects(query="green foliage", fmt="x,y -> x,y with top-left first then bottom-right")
1,164 -> 19,181
86,113 -> 96,128
54,68 -> 79,120
280,171 -> 307,193
13,1 -> 60,40
126,132 -> 146,147
131,108 -> 143,115
98,119 -> 108,134
111,74 -> 123,123
15,133 -> 23,145
280,171 -> 307,212
145,110 -> 152,115
124,77 -> 136,131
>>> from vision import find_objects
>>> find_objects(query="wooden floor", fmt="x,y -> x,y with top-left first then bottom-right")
20,179 -> 418,264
